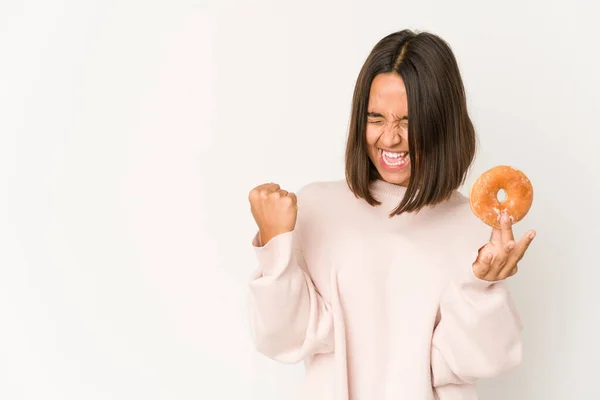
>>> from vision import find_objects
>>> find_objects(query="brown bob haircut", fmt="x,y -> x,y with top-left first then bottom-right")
345,29 -> 476,217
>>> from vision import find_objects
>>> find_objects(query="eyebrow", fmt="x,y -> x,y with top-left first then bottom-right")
367,112 -> 408,121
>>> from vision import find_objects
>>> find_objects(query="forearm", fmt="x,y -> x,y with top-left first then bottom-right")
247,230 -> 334,363
431,271 -> 523,386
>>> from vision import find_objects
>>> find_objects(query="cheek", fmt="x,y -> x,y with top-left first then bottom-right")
365,125 -> 380,147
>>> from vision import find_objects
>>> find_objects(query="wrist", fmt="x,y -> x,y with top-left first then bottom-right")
259,228 -> 287,246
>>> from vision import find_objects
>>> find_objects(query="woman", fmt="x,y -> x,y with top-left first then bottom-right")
246,29 -> 536,400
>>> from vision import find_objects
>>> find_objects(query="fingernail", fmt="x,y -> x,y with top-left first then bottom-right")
529,232 -> 536,239
485,253 -> 492,261
507,242 -> 516,250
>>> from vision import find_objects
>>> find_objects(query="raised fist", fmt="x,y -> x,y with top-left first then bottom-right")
248,183 -> 298,245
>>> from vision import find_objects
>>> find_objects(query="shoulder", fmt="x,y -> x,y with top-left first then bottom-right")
432,191 -> 492,272
296,179 -> 351,208
294,179 -> 353,227
297,179 -> 349,197
434,190 -> 490,247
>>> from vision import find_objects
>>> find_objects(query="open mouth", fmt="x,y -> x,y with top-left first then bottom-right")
380,149 -> 410,167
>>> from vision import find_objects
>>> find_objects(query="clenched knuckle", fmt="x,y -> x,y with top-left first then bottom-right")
248,189 -> 258,201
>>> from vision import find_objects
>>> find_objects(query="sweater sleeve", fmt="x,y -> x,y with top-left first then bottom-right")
431,266 -> 523,387
246,229 -> 334,364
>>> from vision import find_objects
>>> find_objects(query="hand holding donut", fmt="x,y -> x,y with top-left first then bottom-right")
248,183 -> 298,245
470,165 -> 536,281
472,210 -> 536,281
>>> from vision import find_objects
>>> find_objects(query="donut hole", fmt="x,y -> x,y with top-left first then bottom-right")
497,189 -> 507,202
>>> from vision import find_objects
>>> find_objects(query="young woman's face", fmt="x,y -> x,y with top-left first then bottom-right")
366,72 -> 411,186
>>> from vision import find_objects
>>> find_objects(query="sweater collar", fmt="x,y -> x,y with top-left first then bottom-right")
369,179 -> 408,198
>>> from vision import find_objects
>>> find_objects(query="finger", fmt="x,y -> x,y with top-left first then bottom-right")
499,231 -> 534,279
479,241 -> 512,280
500,210 -> 515,243
288,192 -> 297,205
260,184 -> 282,199
473,260 -> 491,280
250,183 -> 276,202
484,255 -> 507,280
491,241 -> 518,280
473,251 -> 493,279
263,183 -> 281,193
253,182 -> 279,190
509,230 -> 536,263
498,265 -> 518,280
491,225 -> 502,244
251,182 -> 280,197
504,240 -> 516,254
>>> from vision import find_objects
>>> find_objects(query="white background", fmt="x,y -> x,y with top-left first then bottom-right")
1,1 -> 599,399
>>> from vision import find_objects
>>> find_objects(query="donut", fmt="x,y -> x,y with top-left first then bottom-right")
469,165 -> 533,229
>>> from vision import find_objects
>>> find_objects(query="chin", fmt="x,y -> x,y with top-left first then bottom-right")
379,171 -> 410,186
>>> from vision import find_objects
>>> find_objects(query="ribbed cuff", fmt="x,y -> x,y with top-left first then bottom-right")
251,230 -> 295,276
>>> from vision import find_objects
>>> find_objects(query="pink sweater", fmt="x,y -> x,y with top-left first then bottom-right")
247,179 -> 523,399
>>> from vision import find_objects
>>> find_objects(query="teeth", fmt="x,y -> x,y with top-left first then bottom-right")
382,151 -> 407,158
382,150 -> 410,167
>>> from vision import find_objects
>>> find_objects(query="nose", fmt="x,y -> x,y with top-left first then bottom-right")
379,124 -> 404,148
